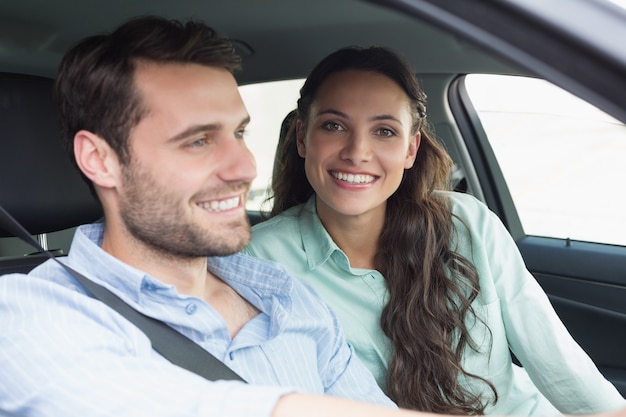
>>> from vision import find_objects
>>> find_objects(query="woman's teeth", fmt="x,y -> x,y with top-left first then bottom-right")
331,171 -> 376,184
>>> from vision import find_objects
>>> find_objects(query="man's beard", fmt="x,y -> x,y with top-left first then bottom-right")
118,164 -> 251,259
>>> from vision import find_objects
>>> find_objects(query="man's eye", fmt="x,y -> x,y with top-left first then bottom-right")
188,137 -> 208,147
234,129 -> 247,139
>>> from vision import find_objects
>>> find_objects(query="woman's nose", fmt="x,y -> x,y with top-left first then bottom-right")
339,131 -> 372,163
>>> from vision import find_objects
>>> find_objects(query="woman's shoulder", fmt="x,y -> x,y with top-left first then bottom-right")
435,190 -> 511,247
435,190 -> 492,221
246,202 -> 313,256
251,204 -> 306,235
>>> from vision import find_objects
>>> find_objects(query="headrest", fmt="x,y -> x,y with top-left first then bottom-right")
0,73 -> 103,237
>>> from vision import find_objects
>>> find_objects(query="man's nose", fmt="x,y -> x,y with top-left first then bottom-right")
218,137 -> 257,182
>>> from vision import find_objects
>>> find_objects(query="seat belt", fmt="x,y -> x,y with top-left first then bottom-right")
0,204 -> 245,383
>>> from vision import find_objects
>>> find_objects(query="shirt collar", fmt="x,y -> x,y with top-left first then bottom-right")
208,253 -> 295,338
67,223 -> 294,313
298,196 -> 349,271
207,253 -> 294,300
67,223 -> 152,303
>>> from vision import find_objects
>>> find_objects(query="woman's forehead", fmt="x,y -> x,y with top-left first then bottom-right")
311,70 -> 412,120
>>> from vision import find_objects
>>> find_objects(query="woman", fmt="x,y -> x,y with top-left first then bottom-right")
244,46 -> 625,415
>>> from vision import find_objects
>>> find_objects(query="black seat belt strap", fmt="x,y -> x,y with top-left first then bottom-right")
0,205 -> 245,382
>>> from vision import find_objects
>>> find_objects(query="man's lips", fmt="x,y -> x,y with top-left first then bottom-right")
197,195 -> 242,212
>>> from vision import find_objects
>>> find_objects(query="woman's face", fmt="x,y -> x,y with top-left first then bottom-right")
297,70 -> 419,221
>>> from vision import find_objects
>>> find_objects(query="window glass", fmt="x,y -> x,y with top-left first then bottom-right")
465,74 -> 626,246
239,79 -> 304,211
607,0 -> 626,9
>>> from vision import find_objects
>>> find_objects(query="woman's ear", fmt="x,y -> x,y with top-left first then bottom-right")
405,132 -> 420,169
295,120 -> 306,158
73,130 -> 120,189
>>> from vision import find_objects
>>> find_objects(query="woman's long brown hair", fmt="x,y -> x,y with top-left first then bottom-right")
269,46 -> 497,414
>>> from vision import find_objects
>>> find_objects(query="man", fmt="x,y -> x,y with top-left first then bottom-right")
0,15 -> 624,417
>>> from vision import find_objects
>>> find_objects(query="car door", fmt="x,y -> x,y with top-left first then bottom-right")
448,73 -> 626,396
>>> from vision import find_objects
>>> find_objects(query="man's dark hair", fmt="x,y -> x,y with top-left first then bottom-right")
54,15 -> 241,189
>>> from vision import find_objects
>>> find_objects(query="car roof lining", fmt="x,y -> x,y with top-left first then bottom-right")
0,0 -> 520,82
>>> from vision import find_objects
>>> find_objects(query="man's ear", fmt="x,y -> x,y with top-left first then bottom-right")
404,132 -> 420,169
295,120 -> 306,158
73,130 -> 120,189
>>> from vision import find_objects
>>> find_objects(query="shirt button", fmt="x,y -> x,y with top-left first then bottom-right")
185,303 -> 197,315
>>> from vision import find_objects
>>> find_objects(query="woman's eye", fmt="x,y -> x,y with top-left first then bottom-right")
322,122 -> 343,131
376,128 -> 396,137
322,122 -> 344,132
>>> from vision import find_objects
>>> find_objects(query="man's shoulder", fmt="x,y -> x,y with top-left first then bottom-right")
0,264 -> 102,331
1,258 -> 88,305
210,253 -> 336,317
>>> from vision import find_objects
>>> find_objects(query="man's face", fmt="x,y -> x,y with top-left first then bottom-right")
118,61 -> 256,258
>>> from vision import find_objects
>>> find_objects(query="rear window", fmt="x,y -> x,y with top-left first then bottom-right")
239,79 -> 304,211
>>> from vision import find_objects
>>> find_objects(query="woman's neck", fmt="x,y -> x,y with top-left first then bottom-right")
315,201 -> 385,270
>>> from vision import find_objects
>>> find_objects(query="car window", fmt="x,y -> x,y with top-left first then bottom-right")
464,74 -> 626,247
608,0 -> 626,9
238,79 -> 304,212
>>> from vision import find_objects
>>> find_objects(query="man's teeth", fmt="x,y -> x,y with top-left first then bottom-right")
198,197 -> 240,211
332,171 -> 376,184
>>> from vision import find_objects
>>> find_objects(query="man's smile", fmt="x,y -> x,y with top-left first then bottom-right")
197,195 -> 242,212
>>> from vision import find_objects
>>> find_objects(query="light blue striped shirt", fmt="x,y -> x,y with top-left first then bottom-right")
0,223 -> 395,417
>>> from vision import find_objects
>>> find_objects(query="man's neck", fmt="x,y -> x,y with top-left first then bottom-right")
100,222 -> 260,338
100,223 -> 210,298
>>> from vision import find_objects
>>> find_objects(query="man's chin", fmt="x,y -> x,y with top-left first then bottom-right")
206,224 -> 251,257
205,241 -> 249,257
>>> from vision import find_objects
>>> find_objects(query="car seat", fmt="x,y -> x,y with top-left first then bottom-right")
0,73 -> 102,273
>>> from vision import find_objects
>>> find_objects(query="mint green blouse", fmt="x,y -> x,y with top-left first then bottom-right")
244,191 -> 625,415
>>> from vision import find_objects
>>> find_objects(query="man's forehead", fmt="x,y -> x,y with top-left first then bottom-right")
128,62 -> 248,139
133,60 -> 237,91
133,61 -> 242,114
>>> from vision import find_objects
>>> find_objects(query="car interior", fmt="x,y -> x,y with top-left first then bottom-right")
1,0 -> 625,397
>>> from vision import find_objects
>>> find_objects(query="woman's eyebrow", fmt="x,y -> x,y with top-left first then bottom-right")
317,109 -> 401,123
317,108 -> 348,118
370,114 -> 402,124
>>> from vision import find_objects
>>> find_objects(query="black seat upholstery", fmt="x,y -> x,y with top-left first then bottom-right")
0,73 -> 103,270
